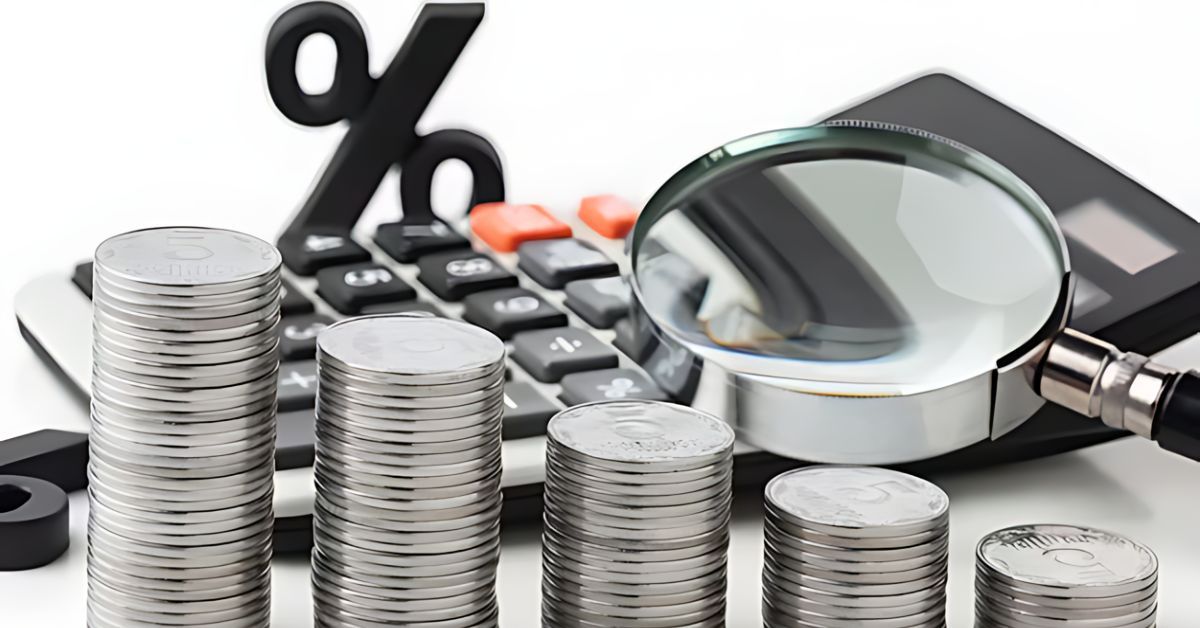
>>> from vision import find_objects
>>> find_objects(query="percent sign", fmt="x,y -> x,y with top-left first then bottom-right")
265,2 -> 504,245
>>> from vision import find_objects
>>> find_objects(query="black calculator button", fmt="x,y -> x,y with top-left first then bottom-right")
374,219 -> 471,263
316,263 -> 417,315
279,278 -> 314,316
278,360 -> 318,411
558,368 -> 669,406
279,314 -> 334,361
278,232 -> 371,276
462,288 -> 567,339
73,262 -> 93,299
511,328 -> 619,383
417,250 -> 518,302
361,301 -> 446,317
563,276 -> 630,328
517,238 -> 618,289
276,409 -> 315,469
502,382 -> 560,439
613,317 -> 656,362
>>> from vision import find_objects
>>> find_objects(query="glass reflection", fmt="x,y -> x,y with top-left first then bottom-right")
633,128 -> 1066,388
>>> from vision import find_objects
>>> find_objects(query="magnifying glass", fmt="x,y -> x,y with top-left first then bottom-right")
629,121 -> 1200,464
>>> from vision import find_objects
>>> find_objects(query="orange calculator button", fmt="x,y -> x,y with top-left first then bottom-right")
470,203 -> 572,253
578,195 -> 637,239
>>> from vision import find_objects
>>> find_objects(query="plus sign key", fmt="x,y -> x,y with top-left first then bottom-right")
316,262 -> 416,314
418,250 -> 518,301
511,328 -> 618,382
278,360 -> 318,411
558,368 -> 669,406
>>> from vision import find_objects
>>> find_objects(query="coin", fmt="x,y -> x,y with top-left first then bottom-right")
542,400 -> 735,628
762,466 -> 951,628
87,227 -> 279,628
312,315 -> 505,627
974,524 -> 1159,628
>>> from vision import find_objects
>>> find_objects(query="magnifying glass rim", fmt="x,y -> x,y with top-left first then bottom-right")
629,121 -> 1073,393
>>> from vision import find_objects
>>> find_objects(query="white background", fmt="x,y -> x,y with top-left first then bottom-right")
1,0 -> 1199,626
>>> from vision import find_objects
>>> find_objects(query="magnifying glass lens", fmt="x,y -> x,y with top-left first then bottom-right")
632,124 -> 1068,392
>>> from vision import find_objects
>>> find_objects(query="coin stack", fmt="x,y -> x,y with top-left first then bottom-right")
541,400 -> 736,628
975,524 -> 1158,628
87,227 -> 281,628
311,315 -> 506,627
762,466 -> 950,628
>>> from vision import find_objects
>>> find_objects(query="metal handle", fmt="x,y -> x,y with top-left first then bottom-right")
1039,328 -> 1200,461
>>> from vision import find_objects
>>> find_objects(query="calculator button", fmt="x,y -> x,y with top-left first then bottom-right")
613,316 -> 656,362
502,382 -> 560,439
578,194 -> 638,239
558,368 -> 669,406
511,328 -> 619,383
517,239 -> 618,289
564,276 -> 631,328
279,278 -> 314,316
361,301 -> 446,317
417,250 -> 518,301
316,263 -> 417,314
462,288 -> 567,339
470,203 -> 572,253
279,314 -> 334,361
278,232 -> 370,275
73,262 -> 94,299
374,219 -> 470,263
278,360 -> 318,411
276,409 -> 315,469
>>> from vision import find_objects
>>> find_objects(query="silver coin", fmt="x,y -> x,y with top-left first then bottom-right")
766,466 -> 949,538
974,601 -> 1156,628
975,582 -> 1157,620
976,524 -> 1158,598
766,519 -> 949,562
764,579 -> 945,620
94,227 -> 280,289
974,572 -> 1158,610
547,400 -> 734,469
317,315 -> 505,384
765,559 -> 947,598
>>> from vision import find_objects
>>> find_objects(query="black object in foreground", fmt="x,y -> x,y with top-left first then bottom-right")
0,475 -> 69,571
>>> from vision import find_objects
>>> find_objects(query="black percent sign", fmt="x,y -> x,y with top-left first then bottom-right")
266,2 -> 504,243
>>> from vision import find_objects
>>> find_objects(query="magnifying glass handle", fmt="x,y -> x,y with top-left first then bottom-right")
1040,329 -> 1200,462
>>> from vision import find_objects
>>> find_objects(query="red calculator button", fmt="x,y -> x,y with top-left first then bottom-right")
578,195 -> 637,239
470,203 -> 572,253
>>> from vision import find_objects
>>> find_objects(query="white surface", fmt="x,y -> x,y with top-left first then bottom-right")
1,0 -> 1199,626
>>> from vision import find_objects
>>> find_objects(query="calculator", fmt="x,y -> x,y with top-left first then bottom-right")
15,72 -> 1200,552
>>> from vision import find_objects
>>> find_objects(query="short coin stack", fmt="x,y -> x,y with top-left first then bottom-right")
87,227 -> 281,628
762,466 -> 950,628
975,524 -> 1158,628
541,400 -> 736,628
311,315 -> 507,627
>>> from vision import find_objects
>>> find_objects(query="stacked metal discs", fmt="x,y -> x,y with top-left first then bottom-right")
87,227 -> 281,628
762,466 -> 950,628
975,524 -> 1158,628
542,400 -> 736,628
311,315 -> 506,627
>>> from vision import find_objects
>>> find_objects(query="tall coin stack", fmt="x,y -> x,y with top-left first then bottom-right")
541,400 -> 736,628
975,524 -> 1158,628
88,227 -> 281,628
311,315 -> 506,627
762,466 -> 950,628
